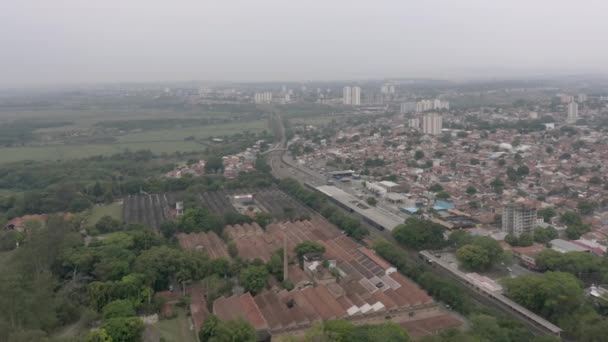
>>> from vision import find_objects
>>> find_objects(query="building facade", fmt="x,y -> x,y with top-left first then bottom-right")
342,86 -> 361,106
254,92 -> 273,104
502,203 -> 538,237
567,101 -> 579,123
422,113 -> 442,135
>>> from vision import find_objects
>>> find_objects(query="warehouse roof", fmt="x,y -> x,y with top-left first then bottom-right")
316,185 -> 405,231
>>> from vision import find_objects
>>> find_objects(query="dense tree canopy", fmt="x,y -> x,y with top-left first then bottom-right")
393,218 -> 446,250
502,272 -> 584,322
457,236 -> 505,271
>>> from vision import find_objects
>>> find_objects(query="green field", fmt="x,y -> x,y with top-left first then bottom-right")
0,120 -> 268,164
86,202 -> 123,227
117,120 -> 267,143
0,250 -> 15,272
152,309 -> 197,342
0,141 -> 204,164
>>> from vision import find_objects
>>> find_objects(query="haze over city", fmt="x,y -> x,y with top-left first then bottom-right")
3,0 -> 608,86
3,1 -> 608,342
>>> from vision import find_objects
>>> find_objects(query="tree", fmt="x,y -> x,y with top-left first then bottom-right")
95,216 -> 123,234
267,250 -> 284,281
435,191 -> 450,200
212,319 -> 257,342
589,176 -> 602,186
366,197 -> 377,206
240,265 -> 268,295
414,150 -> 425,160
577,200 -> 597,215
295,241 -> 325,261
470,158 -> 480,165
429,183 -> 444,192
86,329 -> 113,342
504,234 -> 518,246
457,244 -> 491,270
537,207 -> 556,222
102,300 -> 136,320
465,187 -> 477,196
517,233 -> 534,247
533,226 -> 557,244
227,241 -> 238,258
448,231 -> 473,248
205,155 -> 224,174
516,165 -> 529,177
103,317 -> 144,342
502,272 -> 584,322
254,212 -> 273,228
392,218 -> 446,250
199,315 -> 220,342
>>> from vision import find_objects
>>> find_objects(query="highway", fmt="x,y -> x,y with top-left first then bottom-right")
263,112 -> 561,338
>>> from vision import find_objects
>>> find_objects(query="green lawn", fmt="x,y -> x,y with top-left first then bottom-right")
153,309 -> 197,342
117,120 -> 267,143
86,202 -> 123,227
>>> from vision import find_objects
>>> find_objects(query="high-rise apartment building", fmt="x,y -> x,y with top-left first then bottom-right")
578,93 -> 587,102
567,101 -> 579,123
422,113 -> 442,135
416,99 -> 449,112
343,86 -> 361,106
408,118 -> 420,129
254,92 -> 273,104
502,202 -> 537,237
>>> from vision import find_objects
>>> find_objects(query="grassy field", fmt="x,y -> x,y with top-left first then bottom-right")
117,120 -> 267,143
0,120 -> 268,165
0,250 -> 15,272
291,116 -> 337,126
0,141 -> 204,164
152,309 -> 197,342
86,202 -> 123,227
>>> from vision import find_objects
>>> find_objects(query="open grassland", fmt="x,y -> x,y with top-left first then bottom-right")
116,120 -> 267,143
0,141 -> 203,164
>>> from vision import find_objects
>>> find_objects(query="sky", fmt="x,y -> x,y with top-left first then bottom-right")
2,0 -> 608,86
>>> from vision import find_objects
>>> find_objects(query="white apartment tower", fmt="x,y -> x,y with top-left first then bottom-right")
408,118 -> 420,129
567,101 -> 579,123
502,203 -> 537,237
254,92 -> 272,104
343,86 -> 361,106
422,113 -> 442,135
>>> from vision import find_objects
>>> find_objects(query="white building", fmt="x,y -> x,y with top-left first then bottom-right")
422,113 -> 442,135
381,84 -> 395,94
416,99 -> 449,112
254,92 -> 273,104
408,118 -> 420,129
578,93 -> 587,102
567,101 -> 579,123
343,86 -> 361,106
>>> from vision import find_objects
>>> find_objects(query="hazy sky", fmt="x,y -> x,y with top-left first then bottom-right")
2,0 -> 608,86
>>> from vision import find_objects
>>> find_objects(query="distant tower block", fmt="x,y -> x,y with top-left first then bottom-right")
176,201 -> 184,217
